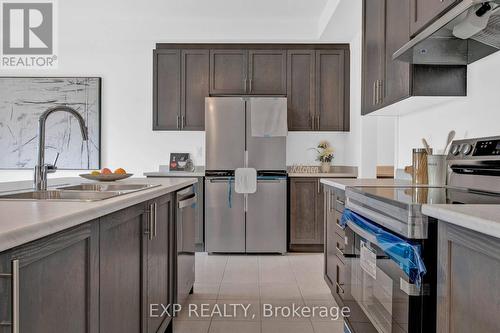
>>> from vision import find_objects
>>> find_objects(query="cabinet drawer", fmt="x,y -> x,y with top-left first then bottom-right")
334,189 -> 346,213
333,232 -> 346,263
333,210 -> 345,238
332,255 -> 346,304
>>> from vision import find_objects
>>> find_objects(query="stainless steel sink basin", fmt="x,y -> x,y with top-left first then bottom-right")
57,183 -> 156,192
0,190 -> 120,201
0,183 -> 160,201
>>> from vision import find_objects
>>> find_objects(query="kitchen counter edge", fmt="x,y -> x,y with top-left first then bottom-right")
422,204 -> 500,240
0,177 -> 197,252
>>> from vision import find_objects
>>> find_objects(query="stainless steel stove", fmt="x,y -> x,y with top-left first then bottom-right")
341,136 -> 500,333
346,135 -> 500,240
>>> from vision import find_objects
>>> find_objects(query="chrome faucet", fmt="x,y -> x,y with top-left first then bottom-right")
34,106 -> 89,191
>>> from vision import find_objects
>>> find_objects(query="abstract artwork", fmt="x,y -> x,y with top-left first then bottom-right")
0,77 -> 101,169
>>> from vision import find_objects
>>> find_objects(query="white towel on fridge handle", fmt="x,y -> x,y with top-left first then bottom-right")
234,168 -> 257,194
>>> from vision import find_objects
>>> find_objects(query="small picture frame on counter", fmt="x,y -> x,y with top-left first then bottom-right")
169,153 -> 192,171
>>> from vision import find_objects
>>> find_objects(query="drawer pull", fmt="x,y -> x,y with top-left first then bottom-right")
335,199 -> 345,206
336,282 -> 345,294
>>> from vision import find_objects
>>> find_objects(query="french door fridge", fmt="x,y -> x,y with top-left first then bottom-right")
204,97 -> 287,254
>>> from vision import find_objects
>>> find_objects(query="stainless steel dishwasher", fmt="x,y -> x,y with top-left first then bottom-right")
176,186 -> 197,307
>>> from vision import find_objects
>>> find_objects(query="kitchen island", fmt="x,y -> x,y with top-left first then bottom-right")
422,205 -> 500,333
0,177 -> 196,333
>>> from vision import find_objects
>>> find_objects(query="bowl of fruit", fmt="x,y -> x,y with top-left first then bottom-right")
80,168 -> 132,182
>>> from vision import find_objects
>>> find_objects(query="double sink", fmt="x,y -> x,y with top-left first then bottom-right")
0,183 -> 158,201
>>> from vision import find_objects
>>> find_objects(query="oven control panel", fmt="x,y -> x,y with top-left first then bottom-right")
448,136 -> 500,160
473,139 -> 500,156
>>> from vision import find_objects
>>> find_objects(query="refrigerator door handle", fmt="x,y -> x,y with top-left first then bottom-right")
245,150 -> 248,168
244,194 -> 248,212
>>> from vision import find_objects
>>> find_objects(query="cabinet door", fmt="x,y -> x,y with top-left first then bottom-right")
287,50 -> 315,131
290,178 -> 323,247
437,223 -> 500,333
147,195 -> 174,333
410,0 -> 458,36
248,49 -> 286,95
385,0 -> 411,106
362,0 -> 385,115
210,49 -> 248,95
100,204 -> 147,333
181,49 -> 209,130
315,50 -> 348,131
154,49 -> 181,130
0,223 -> 99,333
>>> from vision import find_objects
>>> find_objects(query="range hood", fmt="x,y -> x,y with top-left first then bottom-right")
394,0 -> 500,65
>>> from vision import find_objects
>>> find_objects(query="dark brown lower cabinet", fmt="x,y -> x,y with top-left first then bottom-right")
289,178 -> 325,252
323,186 -> 347,307
0,222 -> 99,333
437,222 -> 500,333
100,204 -> 147,333
0,193 -> 176,333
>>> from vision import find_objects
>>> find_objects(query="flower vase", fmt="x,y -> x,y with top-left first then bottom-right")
321,162 -> 331,173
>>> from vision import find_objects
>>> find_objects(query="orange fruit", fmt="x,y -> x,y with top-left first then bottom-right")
114,168 -> 126,175
101,168 -> 112,175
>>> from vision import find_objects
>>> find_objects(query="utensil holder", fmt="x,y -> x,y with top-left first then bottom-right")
427,154 -> 448,186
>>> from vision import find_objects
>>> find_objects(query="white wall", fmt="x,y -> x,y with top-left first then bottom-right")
395,51 -> 500,168
0,0 -> 363,183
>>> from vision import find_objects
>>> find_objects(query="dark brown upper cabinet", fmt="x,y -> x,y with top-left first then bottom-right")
153,49 -> 181,130
362,0 -> 466,115
153,49 -> 209,130
287,48 -> 350,131
209,49 -> 248,95
316,50 -> 349,131
181,49 -> 209,130
410,0 -> 459,37
248,49 -> 287,95
154,44 -> 350,131
210,49 -> 286,95
287,50 -> 315,131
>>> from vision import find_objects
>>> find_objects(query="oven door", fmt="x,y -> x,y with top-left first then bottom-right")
342,218 -> 427,333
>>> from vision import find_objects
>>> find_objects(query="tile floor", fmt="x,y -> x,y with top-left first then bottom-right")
174,253 -> 345,333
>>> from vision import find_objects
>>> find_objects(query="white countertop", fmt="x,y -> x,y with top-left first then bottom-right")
422,205 -> 500,239
0,177 -> 197,252
144,166 -> 205,177
320,178 -> 411,191
288,166 -> 358,178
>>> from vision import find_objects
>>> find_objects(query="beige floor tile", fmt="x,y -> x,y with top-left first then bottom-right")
311,320 -> 345,333
299,284 -> 335,301
208,320 -> 261,333
173,319 -> 211,333
260,283 -> 302,300
222,267 -> 259,284
211,300 -> 261,321
218,283 -> 260,300
260,299 -> 309,321
176,300 -> 217,321
262,320 -> 314,333
190,283 -> 221,300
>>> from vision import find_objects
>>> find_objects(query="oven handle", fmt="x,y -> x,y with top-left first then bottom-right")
346,220 -> 378,246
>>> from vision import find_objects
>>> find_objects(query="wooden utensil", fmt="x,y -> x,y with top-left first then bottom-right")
422,138 -> 432,155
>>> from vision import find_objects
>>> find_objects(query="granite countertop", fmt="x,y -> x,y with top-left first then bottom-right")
320,178 -> 411,191
422,205 -> 500,239
288,166 -> 358,178
0,177 -> 197,252
144,166 -> 205,178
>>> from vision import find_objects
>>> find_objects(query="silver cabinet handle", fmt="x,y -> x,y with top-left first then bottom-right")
379,80 -> 384,105
176,115 -> 180,129
244,77 -> 247,92
12,260 -> 19,333
336,282 -> 345,294
152,202 -> 157,239
249,78 -> 253,93
178,194 -> 197,209
0,260 -> 19,333
335,199 -> 345,206
310,114 -> 314,130
373,80 -> 377,106
329,191 -> 334,212
147,203 -> 155,240
181,115 -> 186,129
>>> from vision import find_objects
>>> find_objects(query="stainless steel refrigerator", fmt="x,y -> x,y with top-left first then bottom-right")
205,97 -> 287,254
